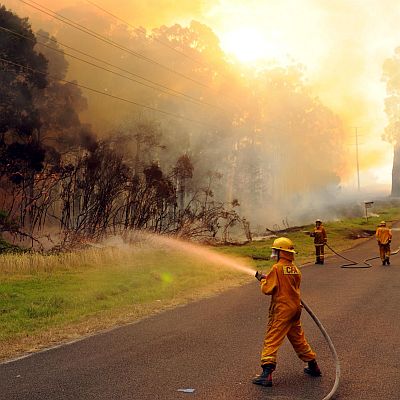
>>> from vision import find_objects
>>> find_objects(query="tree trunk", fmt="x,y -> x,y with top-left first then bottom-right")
391,144 -> 400,197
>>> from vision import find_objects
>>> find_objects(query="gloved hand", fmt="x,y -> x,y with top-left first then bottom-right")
388,240 -> 391,244
255,271 -> 266,281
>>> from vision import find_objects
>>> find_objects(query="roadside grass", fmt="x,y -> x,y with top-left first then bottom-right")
1,201 -> 399,361
215,203 -> 400,270
0,245 -> 252,360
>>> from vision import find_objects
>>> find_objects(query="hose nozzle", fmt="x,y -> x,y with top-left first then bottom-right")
255,271 -> 266,281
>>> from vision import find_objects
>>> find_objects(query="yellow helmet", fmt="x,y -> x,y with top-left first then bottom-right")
379,221 -> 386,226
271,237 -> 296,253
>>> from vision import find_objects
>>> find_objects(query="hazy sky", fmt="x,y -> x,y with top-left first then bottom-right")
4,0 -> 400,189
205,0 -> 400,189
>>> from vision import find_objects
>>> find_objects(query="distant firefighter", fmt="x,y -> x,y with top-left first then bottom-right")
376,221 -> 392,265
309,219 -> 327,264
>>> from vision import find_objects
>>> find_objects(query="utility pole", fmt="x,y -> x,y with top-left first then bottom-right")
355,127 -> 360,191
349,127 -> 364,191
354,127 -> 360,191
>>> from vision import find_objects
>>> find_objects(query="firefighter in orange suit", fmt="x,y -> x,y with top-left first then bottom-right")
252,237 -> 321,387
310,219 -> 327,264
376,221 -> 392,265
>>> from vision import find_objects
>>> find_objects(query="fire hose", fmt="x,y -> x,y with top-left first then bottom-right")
306,241 -> 399,397
303,241 -> 399,398
325,243 -> 400,268
301,299 -> 340,400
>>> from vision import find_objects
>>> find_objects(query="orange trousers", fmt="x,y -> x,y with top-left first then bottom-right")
315,244 -> 325,262
379,243 -> 391,261
261,308 -> 316,366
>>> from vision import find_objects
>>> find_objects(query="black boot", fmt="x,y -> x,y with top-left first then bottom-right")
304,359 -> 322,377
386,258 -> 390,265
252,363 -> 275,387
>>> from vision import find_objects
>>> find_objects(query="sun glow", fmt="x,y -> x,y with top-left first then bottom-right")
219,26 -> 282,64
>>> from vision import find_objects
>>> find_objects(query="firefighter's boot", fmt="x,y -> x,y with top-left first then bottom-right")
304,359 -> 322,377
252,364 -> 275,387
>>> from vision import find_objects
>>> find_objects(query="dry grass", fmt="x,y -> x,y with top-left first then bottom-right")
0,247 -> 135,275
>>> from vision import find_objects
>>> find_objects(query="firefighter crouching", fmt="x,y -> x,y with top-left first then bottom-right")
310,219 -> 327,264
253,237 -> 321,387
376,221 -> 392,265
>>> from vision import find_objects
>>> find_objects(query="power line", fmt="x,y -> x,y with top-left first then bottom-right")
17,0 -> 212,89
0,25 -> 225,112
16,0 -> 243,113
82,0 -> 238,115
0,56 -> 220,128
85,0 -> 206,68
84,0 -> 242,111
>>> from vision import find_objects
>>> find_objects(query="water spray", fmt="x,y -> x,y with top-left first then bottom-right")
137,232 -> 256,276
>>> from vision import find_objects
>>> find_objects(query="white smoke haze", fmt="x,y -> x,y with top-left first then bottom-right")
1,0 -> 397,234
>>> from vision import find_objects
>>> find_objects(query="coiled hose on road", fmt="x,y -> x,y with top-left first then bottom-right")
325,243 -> 372,268
301,242 -> 400,399
325,243 -> 400,268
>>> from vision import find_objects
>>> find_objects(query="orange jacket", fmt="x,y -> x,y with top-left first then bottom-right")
260,253 -> 301,319
376,227 -> 392,245
311,225 -> 327,245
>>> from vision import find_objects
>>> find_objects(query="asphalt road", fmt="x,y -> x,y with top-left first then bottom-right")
1,236 -> 400,400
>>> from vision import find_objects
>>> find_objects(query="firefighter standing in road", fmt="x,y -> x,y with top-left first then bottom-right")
376,221 -> 392,265
252,237 -> 321,387
310,219 -> 327,264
